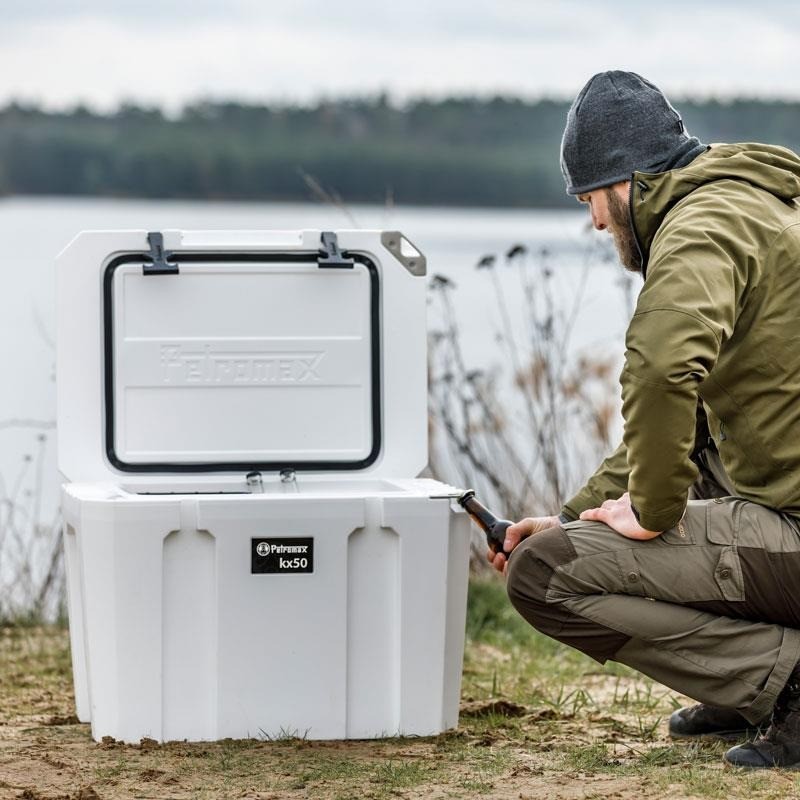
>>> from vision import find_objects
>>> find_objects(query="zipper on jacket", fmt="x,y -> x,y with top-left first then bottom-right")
628,176 -> 647,278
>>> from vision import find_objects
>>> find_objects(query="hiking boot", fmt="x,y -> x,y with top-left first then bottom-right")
669,703 -> 766,741
725,665 -> 800,769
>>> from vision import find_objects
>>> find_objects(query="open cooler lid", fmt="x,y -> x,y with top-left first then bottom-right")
57,229 -> 429,485
106,237 -> 379,471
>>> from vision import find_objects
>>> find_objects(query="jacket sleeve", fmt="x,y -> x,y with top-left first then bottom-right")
560,441 -> 629,521
621,194 -> 745,531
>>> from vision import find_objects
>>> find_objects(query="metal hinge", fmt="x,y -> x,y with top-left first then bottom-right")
246,471 -> 264,494
318,231 -> 354,269
143,231 -> 179,275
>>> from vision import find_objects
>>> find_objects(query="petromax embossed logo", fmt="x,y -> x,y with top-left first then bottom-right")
160,344 -> 324,384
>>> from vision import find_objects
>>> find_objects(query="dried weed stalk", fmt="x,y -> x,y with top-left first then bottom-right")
0,423 -> 63,623
428,235 -> 632,568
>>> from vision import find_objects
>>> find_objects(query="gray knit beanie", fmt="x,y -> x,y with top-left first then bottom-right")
560,70 -> 706,195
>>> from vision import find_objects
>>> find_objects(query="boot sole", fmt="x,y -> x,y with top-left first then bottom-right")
670,728 -> 763,742
724,757 -> 800,770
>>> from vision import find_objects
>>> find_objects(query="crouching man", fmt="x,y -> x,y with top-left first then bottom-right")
493,70 -> 800,769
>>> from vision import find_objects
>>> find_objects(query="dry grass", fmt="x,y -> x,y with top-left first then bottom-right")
0,424 -> 62,624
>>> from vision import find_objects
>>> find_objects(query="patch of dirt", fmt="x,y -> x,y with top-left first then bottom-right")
44,716 -> 80,727
460,699 -> 529,717
0,627 -> 793,800
137,737 -> 160,751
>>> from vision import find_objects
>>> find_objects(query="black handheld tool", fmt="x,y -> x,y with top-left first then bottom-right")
457,490 -> 514,558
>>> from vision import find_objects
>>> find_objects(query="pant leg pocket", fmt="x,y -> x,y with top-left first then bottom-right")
706,497 -> 746,602
714,546 -> 745,602
659,497 -> 741,547
613,548 -> 647,597
705,496 -> 742,545
630,543 -> 727,603
627,498 -> 745,603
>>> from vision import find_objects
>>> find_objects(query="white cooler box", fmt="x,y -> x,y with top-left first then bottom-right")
57,228 -> 471,743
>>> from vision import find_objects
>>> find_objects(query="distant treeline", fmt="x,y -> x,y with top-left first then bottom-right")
1,97 -> 799,207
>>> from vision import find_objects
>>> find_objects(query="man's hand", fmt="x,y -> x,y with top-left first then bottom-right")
487,514 -> 560,574
579,492 -> 662,540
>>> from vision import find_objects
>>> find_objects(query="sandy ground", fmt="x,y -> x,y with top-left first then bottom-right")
2,628 -> 800,800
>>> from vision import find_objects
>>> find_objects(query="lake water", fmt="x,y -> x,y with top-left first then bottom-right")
0,197 -> 634,553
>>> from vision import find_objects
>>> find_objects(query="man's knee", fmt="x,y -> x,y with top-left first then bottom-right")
506,525 -> 577,636
506,524 -> 631,663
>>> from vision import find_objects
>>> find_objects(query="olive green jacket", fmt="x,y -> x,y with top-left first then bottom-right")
562,143 -> 800,531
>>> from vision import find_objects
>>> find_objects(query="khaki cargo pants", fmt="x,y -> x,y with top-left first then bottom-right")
506,447 -> 800,723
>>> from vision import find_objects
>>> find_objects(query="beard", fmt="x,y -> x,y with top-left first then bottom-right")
605,188 -> 643,274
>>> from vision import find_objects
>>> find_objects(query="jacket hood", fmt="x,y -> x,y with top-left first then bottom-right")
631,142 -> 800,269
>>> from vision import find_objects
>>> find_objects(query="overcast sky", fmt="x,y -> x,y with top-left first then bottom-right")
3,0 -> 800,110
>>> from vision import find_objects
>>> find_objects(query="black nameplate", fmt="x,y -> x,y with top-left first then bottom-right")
251,537 -> 314,574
